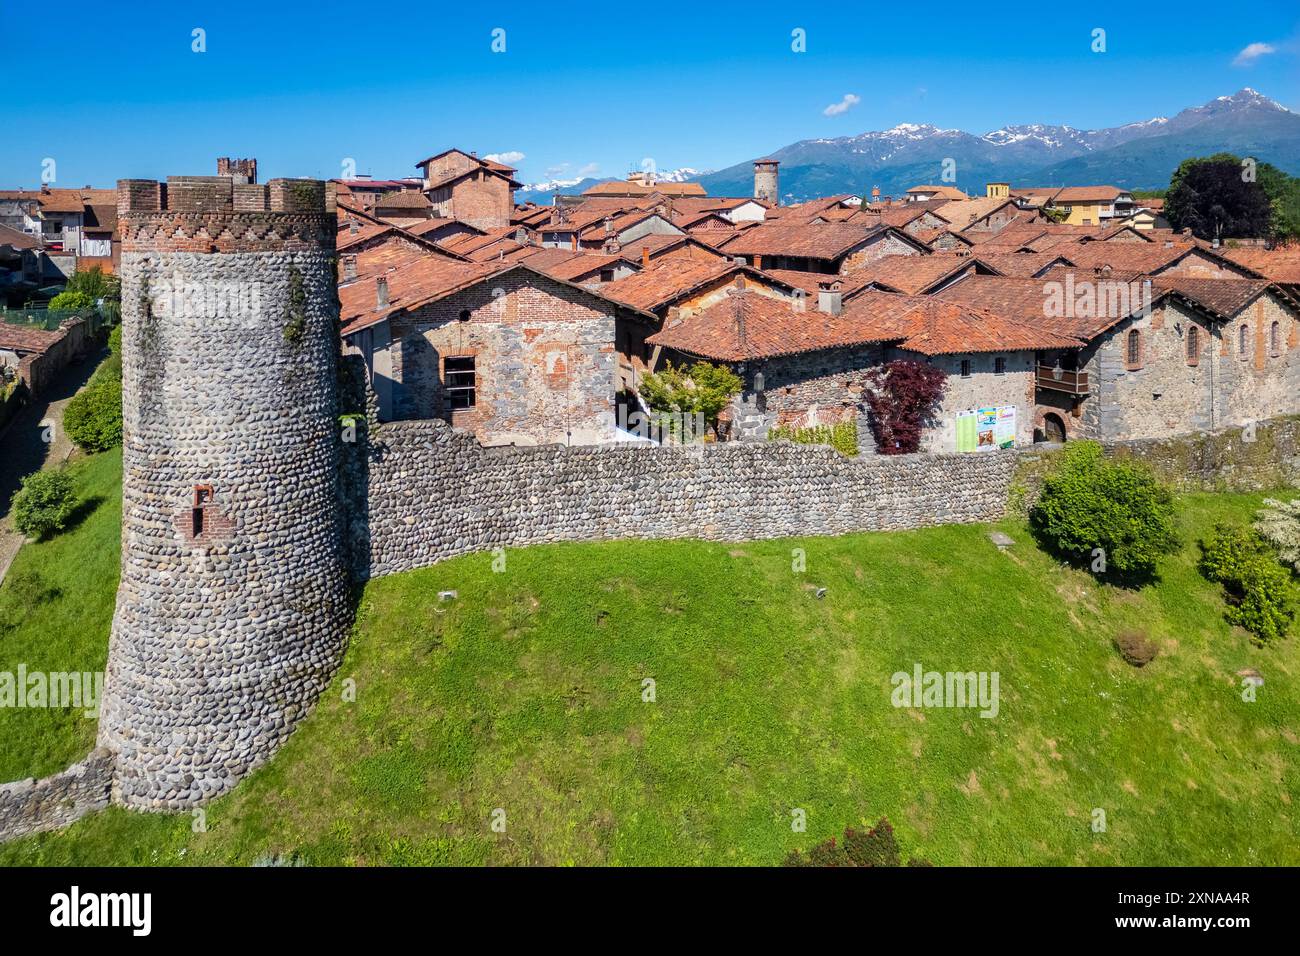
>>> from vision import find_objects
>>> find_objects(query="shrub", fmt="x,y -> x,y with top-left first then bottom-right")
1199,523 -> 1296,645
12,470 -> 77,539
64,265 -> 120,303
64,377 -> 122,452
1114,629 -> 1159,667
863,359 -> 947,454
783,817 -> 930,867
1029,442 -> 1179,585
1255,498 -> 1300,571
47,290 -> 94,312
638,361 -> 743,435
769,420 -> 858,457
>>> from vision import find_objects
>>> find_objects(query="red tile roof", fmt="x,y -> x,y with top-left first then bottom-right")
846,254 -> 1001,294
722,222 -> 893,260
850,290 -> 1081,355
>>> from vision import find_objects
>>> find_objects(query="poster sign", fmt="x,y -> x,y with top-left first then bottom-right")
956,406 -> 1017,452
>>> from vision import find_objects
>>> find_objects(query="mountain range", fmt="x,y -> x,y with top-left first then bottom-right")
516,167 -> 709,204
689,89 -> 1300,202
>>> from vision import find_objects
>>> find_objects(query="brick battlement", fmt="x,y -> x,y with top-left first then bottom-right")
117,176 -> 336,254
117,176 -> 329,215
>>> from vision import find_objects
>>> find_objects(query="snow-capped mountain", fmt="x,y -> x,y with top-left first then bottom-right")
517,167 -> 713,203
695,89 -> 1299,201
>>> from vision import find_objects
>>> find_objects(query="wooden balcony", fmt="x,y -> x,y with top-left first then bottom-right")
1035,365 -> 1089,396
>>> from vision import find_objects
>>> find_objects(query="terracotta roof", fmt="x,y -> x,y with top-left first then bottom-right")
761,268 -> 877,300
581,180 -> 707,198
340,257 -> 650,336
851,290 -> 1080,355
933,197 -> 1018,228
722,222 -> 892,260
646,290 -> 903,361
1218,248 -> 1300,283
946,251 -> 1075,278
403,217 -> 486,240
374,191 -> 433,210
905,185 -> 968,201
602,258 -> 743,312
1150,276 -> 1275,318
1061,241 -> 1245,276
0,222 -> 41,250
911,227 -> 973,248
537,252 -> 630,282
0,322 -> 63,353
847,254 -> 1001,295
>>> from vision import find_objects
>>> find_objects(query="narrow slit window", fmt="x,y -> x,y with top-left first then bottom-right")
960,359 -> 971,378
1186,326 -> 1199,363
1270,321 -> 1281,356
1127,329 -> 1141,368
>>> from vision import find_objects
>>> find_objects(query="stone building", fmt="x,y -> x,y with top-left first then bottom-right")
937,273 -> 1300,442
101,174 -> 350,808
647,284 -> 1076,452
339,256 -> 657,446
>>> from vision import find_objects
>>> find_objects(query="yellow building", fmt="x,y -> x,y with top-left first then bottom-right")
986,182 -> 1010,199
1047,186 -> 1134,225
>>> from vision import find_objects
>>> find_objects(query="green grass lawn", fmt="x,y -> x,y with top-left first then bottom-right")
0,448 -> 120,782
1,456 -> 1297,865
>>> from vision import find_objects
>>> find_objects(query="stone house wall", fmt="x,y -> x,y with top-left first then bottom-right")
902,349 -> 1038,452
386,272 -> 622,446
0,748 -> 114,843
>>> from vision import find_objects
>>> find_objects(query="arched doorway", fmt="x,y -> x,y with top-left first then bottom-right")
1041,413 -> 1067,444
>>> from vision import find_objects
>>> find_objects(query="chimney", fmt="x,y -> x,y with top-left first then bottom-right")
871,186 -> 881,204
666,305 -> 683,328
349,218 -> 359,235
753,158 -> 780,205
792,288 -> 808,312
641,245 -> 650,269
514,226 -> 528,245
343,255 -> 358,282
604,216 -> 615,236
375,277 -> 389,310
817,280 -> 843,316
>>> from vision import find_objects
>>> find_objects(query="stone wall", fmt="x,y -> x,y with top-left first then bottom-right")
0,748 -> 113,843
349,417 -> 1022,580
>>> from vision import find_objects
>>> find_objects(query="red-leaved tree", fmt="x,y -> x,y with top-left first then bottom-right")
864,359 -> 947,454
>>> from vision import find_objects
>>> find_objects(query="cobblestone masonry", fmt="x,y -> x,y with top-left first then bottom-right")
97,176 -> 350,810
0,749 -> 114,842
350,415 -> 1024,579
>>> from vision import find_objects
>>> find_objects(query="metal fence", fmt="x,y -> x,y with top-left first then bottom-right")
0,304 -> 118,334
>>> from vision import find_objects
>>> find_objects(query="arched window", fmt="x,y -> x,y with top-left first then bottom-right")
1239,323 -> 1249,358
1270,321 -> 1281,356
1186,326 -> 1199,364
1126,329 -> 1142,369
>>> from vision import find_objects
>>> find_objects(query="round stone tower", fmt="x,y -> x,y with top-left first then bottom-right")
100,175 -> 349,809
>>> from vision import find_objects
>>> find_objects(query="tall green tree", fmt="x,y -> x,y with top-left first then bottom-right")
1165,153 -> 1294,241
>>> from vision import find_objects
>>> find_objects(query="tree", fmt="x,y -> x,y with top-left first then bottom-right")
1029,442 -> 1179,586
863,359 -> 947,454
1165,154 -> 1274,241
47,290 -> 95,312
1199,523 -> 1296,644
638,360 -> 743,435
64,378 -> 122,452
64,265 -> 120,304
12,470 -> 77,539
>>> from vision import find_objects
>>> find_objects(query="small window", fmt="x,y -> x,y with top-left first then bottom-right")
994,356 -> 1007,375
1186,326 -> 1200,364
1127,329 -> 1142,368
458,309 -> 471,323
599,268 -> 614,283
960,359 -> 971,378
1270,321 -> 1281,356
1238,323 -> 1249,358
444,356 -> 476,410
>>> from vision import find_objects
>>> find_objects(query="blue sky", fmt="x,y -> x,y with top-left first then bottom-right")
1,0 -> 1296,188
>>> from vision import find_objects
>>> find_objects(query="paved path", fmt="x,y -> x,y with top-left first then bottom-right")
0,345 -> 109,584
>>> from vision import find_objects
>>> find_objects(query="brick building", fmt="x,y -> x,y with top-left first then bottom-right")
416,149 -> 521,230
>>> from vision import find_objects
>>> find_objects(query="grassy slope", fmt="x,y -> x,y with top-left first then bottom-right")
0,448 -> 121,781
2,478 -> 1296,866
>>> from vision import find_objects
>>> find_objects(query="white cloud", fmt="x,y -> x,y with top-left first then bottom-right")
576,162 -> 600,176
1233,42 -> 1276,66
544,163 -> 570,178
823,93 -> 861,117
485,150 -> 526,164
